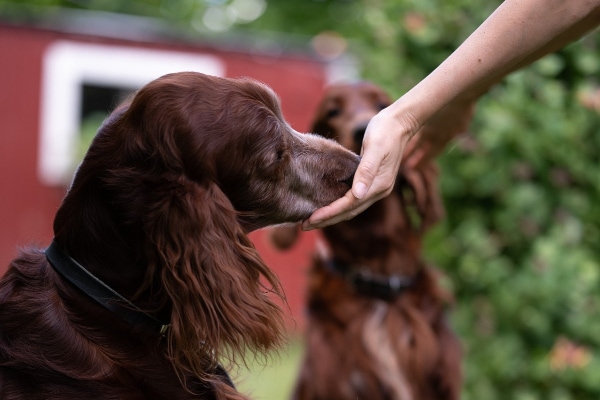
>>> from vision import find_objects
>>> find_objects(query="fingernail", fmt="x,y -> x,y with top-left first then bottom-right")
353,182 -> 367,199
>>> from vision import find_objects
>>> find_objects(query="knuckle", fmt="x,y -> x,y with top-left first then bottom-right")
358,161 -> 378,178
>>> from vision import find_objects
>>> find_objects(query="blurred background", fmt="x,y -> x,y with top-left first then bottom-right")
1,1 -> 599,399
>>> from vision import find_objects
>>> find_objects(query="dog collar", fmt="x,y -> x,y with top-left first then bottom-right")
45,240 -> 170,336
326,258 -> 416,301
45,241 -> 238,390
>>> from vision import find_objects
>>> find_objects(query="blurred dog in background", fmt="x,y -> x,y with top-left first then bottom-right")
271,82 -> 462,400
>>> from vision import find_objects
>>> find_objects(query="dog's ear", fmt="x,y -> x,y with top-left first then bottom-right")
144,177 -> 286,381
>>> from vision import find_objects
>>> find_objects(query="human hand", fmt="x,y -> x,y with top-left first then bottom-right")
301,108 -> 417,230
301,98 -> 476,230
403,100 -> 476,169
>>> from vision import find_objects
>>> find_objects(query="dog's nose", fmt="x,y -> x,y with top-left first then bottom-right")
353,125 -> 368,145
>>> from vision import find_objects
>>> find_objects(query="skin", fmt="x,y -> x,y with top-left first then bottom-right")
303,0 -> 600,230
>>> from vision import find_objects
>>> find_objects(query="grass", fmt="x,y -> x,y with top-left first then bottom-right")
234,338 -> 304,400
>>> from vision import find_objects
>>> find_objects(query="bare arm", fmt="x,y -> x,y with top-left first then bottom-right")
303,0 -> 600,230
400,0 -> 600,124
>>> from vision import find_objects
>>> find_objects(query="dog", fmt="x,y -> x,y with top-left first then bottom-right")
271,81 -> 462,400
0,72 -> 360,400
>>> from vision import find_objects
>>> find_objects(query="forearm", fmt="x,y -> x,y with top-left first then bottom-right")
390,0 -> 600,132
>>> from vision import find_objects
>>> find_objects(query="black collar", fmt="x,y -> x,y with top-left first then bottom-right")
45,240 -> 237,390
326,258 -> 416,301
45,240 -> 170,336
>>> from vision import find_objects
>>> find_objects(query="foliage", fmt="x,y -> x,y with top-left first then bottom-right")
3,0 -> 599,398
426,53 -> 600,399
254,2 -> 600,398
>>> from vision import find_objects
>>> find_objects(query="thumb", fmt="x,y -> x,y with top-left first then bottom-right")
351,154 -> 381,199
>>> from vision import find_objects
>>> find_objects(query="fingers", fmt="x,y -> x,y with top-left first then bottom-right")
404,143 -> 429,169
302,109 -> 414,230
302,144 -> 393,230
351,152 -> 382,200
301,189 -> 383,230
301,190 -> 356,230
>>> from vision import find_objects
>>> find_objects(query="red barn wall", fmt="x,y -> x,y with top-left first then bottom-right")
0,23 -> 328,331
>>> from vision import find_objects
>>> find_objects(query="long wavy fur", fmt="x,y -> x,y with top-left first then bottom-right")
144,177 -> 286,382
87,77 -> 288,390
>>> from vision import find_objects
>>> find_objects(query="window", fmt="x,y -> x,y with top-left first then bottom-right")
38,41 -> 225,185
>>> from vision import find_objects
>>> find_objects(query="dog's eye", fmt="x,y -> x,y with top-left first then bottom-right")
326,108 -> 341,119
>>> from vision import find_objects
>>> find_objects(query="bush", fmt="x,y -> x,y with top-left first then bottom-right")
425,59 -> 600,398
250,1 -> 600,397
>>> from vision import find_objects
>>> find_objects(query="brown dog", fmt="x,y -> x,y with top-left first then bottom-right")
0,72 -> 361,400
272,82 -> 462,400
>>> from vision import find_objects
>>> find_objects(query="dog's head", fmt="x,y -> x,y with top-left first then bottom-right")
54,72 -> 360,391
271,81 -> 443,254
311,81 -> 392,153
270,81 -> 392,250
102,72 -> 360,231
311,81 -> 443,232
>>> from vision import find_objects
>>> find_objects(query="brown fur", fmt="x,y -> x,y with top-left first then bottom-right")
0,72 -> 360,400
272,82 -> 462,400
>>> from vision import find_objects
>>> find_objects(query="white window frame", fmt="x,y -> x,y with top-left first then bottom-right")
38,40 -> 225,185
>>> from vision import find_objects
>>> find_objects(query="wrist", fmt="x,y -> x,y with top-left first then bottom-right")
381,97 -> 424,142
